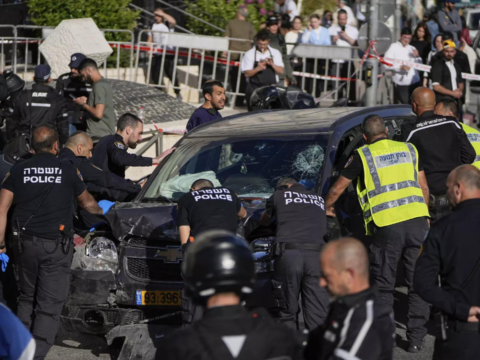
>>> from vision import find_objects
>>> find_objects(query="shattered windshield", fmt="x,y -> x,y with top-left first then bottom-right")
143,135 -> 329,202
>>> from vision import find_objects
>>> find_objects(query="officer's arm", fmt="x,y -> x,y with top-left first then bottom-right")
418,170 -> 429,206
6,99 -> 20,140
325,176 -> 352,215
179,226 -> 190,245
238,206 -> 247,219
77,190 -> 103,215
260,195 -> 275,226
86,163 -> 141,193
414,227 -> 471,321
55,97 -> 69,145
0,189 -> 14,250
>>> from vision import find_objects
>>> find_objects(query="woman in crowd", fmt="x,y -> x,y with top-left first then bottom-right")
411,22 -> 432,64
322,10 -> 333,29
280,14 -> 291,36
285,16 -> 303,55
423,34 -> 443,88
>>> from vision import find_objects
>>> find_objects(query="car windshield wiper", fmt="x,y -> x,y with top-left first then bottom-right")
141,196 -> 176,204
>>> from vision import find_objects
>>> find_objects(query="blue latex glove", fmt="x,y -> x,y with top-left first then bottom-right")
0,253 -> 9,272
299,179 -> 316,190
98,200 -> 115,215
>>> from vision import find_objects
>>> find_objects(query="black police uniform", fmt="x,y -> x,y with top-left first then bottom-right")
58,147 -> 141,230
56,72 -> 92,132
414,198 -> 480,360
7,84 -> 69,145
305,287 -> 395,360
405,111 -> 475,222
162,306 -> 304,360
265,183 -> 329,330
91,134 -> 153,178
177,186 -> 242,325
2,152 -> 86,359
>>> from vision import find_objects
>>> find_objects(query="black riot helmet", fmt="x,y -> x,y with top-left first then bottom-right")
3,70 -> 25,97
249,85 -> 316,112
182,230 -> 256,305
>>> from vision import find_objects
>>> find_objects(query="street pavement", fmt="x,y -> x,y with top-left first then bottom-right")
47,286 -> 435,360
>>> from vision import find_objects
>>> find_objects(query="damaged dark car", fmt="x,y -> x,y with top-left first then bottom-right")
61,105 -> 416,355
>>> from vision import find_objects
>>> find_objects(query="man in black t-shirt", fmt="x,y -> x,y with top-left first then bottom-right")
260,177 -> 329,331
177,178 -> 247,326
177,179 -> 247,244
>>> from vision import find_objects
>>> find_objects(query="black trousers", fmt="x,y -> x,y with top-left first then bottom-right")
429,194 -> 451,224
433,327 -> 480,360
393,82 -> 421,104
273,248 -> 329,330
14,236 -> 73,360
369,217 -> 430,346
151,55 -> 180,95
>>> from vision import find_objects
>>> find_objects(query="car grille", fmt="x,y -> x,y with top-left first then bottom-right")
126,257 -> 183,282
127,238 -> 176,247
74,308 -> 118,325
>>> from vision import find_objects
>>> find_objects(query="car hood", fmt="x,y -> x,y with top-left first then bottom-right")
104,201 -> 273,243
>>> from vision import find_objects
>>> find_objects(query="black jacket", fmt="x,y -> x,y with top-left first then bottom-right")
414,199 -> 480,322
58,148 -> 140,201
431,49 -> 471,76
305,287 -> 395,360
56,72 -> 92,124
405,111 -> 476,195
162,305 -> 304,360
7,84 -> 68,144
91,133 -> 152,178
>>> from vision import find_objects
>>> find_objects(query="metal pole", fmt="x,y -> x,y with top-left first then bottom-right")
365,0 -> 379,107
395,0 -> 401,43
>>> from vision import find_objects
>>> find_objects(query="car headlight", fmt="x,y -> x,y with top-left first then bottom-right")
80,237 -> 118,273
251,237 -> 275,273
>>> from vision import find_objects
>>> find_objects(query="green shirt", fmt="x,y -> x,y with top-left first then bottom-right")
87,78 -> 116,140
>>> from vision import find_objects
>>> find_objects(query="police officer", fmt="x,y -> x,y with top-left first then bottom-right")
265,15 -> 295,86
177,178 -> 247,325
260,177 -> 329,330
162,230 -> 304,360
305,237 -> 395,360
7,65 -> 68,148
407,87 -> 475,222
434,99 -> 480,170
0,126 -> 103,360
91,113 -> 175,178
56,53 -> 91,134
59,131 -> 141,230
414,165 -> 480,360
325,115 -> 430,352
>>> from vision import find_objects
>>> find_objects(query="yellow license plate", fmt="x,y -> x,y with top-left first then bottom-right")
136,291 -> 181,306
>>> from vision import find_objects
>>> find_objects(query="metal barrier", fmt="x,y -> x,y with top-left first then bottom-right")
0,25 -> 17,72
100,29 -> 135,81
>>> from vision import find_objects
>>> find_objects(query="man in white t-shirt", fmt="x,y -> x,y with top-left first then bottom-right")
241,29 -> 284,111
333,0 -> 358,28
147,8 -> 182,100
384,28 -> 423,104
329,9 -> 359,100
274,0 -> 299,22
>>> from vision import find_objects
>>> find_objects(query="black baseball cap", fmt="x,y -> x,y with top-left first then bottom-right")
34,64 -> 51,81
69,53 -> 87,69
266,15 -> 279,26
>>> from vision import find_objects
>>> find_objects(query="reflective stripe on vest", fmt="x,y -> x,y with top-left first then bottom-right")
357,139 -> 429,233
462,123 -> 480,169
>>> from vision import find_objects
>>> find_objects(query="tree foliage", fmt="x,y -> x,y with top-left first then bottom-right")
185,0 -> 275,36
28,0 -> 139,66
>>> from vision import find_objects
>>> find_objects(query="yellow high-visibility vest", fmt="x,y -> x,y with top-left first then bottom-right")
461,123 -> 480,170
356,139 -> 429,234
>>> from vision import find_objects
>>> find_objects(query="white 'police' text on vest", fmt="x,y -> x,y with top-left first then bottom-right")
192,188 -> 233,202
23,167 -> 62,184
284,191 -> 325,209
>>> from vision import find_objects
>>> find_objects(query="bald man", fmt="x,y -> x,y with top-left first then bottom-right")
415,165 -> 480,359
305,238 -> 395,360
407,87 -> 475,222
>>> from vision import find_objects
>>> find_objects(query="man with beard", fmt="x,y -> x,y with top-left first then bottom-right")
186,80 -> 226,132
73,58 -> 115,142
92,113 -> 175,178
56,53 -> 92,133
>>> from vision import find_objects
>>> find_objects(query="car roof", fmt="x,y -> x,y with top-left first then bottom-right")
186,105 -> 413,138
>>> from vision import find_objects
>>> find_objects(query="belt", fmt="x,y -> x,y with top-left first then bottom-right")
448,319 -> 478,332
22,234 -> 57,242
283,243 -> 323,251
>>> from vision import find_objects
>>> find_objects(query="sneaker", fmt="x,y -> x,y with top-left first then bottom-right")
407,345 -> 422,353
176,93 -> 183,102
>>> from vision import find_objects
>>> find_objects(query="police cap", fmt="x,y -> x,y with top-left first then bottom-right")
34,64 -> 51,81
182,230 -> 256,304
266,15 -> 279,26
69,53 -> 87,69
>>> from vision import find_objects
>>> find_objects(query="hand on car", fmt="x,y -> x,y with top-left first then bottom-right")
326,207 -> 336,217
153,147 -> 176,165
468,306 -> 480,322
